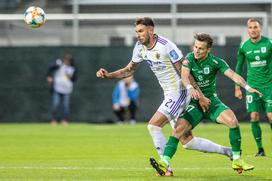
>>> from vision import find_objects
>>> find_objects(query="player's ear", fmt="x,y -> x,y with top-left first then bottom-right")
148,26 -> 154,35
207,47 -> 211,52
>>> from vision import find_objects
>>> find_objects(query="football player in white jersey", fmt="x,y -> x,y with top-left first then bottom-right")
96,17 -> 232,176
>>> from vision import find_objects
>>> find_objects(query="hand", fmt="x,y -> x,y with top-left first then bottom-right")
248,88 -> 263,97
96,68 -> 109,78
113,104 -> 120,111
198,96 -> 211,112
188,88 -> 201,100
234,87 -> 243,99
47,76 -> 53,83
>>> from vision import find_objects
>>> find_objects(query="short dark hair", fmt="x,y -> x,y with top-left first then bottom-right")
135,17 -> 154,27
247,18 -> 262,26
194,33 -> 213,48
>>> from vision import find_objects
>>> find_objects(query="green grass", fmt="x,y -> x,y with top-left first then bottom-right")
0,123 -> 271,181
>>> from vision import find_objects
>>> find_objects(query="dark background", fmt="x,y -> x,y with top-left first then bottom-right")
0,46 -> 260,123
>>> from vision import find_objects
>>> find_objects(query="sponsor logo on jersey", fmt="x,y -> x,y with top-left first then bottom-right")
250,60 -> 267,67
254,50 -> 260,53
197,80 -> 210,87
246,51 -> 252,54
261,47 -> 266,53
254,56 -> 260,61
169,49 -> 179,60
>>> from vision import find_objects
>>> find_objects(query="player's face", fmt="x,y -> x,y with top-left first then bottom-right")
193,40 -> 210,60
247,21 -> 261,40
135,24 -> 151,46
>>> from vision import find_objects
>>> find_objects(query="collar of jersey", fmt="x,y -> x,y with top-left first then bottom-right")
146,34 -> 158,50
195,53 -> 210,64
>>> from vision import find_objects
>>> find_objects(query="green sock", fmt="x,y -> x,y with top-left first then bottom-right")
229,127 -> 241,154
163,136 -> 179,161
251,121 -> 263,149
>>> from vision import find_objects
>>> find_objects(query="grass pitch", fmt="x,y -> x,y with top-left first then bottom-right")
0,123 -> 271,181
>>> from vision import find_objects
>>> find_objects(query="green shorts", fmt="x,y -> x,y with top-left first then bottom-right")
179,95 -> 229,129
246,87 -> 272,113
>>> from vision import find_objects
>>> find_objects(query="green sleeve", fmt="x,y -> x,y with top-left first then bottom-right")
217,58 -> 230,74
182,53 -> 192,69
270,38 -> 272,51
235,47 -> 245,76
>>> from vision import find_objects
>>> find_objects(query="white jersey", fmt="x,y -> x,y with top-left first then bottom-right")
132,35 -> 185,96
54,64 -> 75,94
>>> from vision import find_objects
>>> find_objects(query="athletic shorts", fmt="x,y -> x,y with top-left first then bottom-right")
158,89 -> 191,127
179,95 -> 229,129
246,87 -> 272,113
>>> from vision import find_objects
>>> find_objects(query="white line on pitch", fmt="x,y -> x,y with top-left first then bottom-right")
0,166 -> 271,171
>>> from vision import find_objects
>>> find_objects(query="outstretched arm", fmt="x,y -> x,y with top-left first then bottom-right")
224,69 -> 262,97
234,49 -> 245,99
96,61 -> 138,79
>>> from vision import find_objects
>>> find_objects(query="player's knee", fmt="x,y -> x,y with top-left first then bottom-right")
266,113 -> 272,122
180,132 -> 193,145
227,119 -> 238,128
250,112 -> 260,121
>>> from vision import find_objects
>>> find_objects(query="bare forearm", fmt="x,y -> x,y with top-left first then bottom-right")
107,61 -> 137,79
108,67 -> 134,79
188,75 -> 205,98
233,75 -> 247,88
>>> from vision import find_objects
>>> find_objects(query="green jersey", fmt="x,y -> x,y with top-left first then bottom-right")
183,53 -> 230,97
236,36 -> 272,88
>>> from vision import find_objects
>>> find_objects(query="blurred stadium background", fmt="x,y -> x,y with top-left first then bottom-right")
0,0 -> 272,123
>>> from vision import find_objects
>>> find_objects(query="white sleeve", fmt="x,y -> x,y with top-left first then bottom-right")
166,41 -> 183,63
131,42 -> 144,63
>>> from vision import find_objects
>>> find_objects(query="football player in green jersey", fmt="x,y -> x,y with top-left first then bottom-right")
150,33 -> 262,175
235,18 -> 272,157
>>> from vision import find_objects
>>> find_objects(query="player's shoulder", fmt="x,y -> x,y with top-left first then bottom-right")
133,41 -> 144,52
185,52 -> 194,60
157,35 -> 170,46
239,39 -> 250,49
209,53 -> 227,65
261,36 -> 272,44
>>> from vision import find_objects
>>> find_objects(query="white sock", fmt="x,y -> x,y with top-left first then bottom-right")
147,124 -> 166,160
183,137 -> 228,156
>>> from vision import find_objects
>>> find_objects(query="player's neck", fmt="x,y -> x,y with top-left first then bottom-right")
250,36 -> 261,43
146,34 -> 157,49
197,54 -> 209,62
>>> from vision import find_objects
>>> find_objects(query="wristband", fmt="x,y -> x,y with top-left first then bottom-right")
245,85 -> 251,91
186,84 -> 193,90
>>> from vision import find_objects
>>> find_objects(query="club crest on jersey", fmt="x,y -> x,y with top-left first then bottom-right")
261,47 -> 266,53
169,49 -> 179,60
203,67 -> 210,74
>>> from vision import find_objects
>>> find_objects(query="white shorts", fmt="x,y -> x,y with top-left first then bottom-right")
158,89 -> 191,128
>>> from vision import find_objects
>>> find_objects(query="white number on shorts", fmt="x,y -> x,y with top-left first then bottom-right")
165,99 -> 176,109
186,105 -> 195,112
246,95 -> 253,103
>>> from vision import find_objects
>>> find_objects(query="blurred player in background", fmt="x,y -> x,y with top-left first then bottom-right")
150,33 -> 261,176
97,17 -> 233,176
47,54 -> 77,125
235,18 -> 272,156
112,76 -> 140,124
